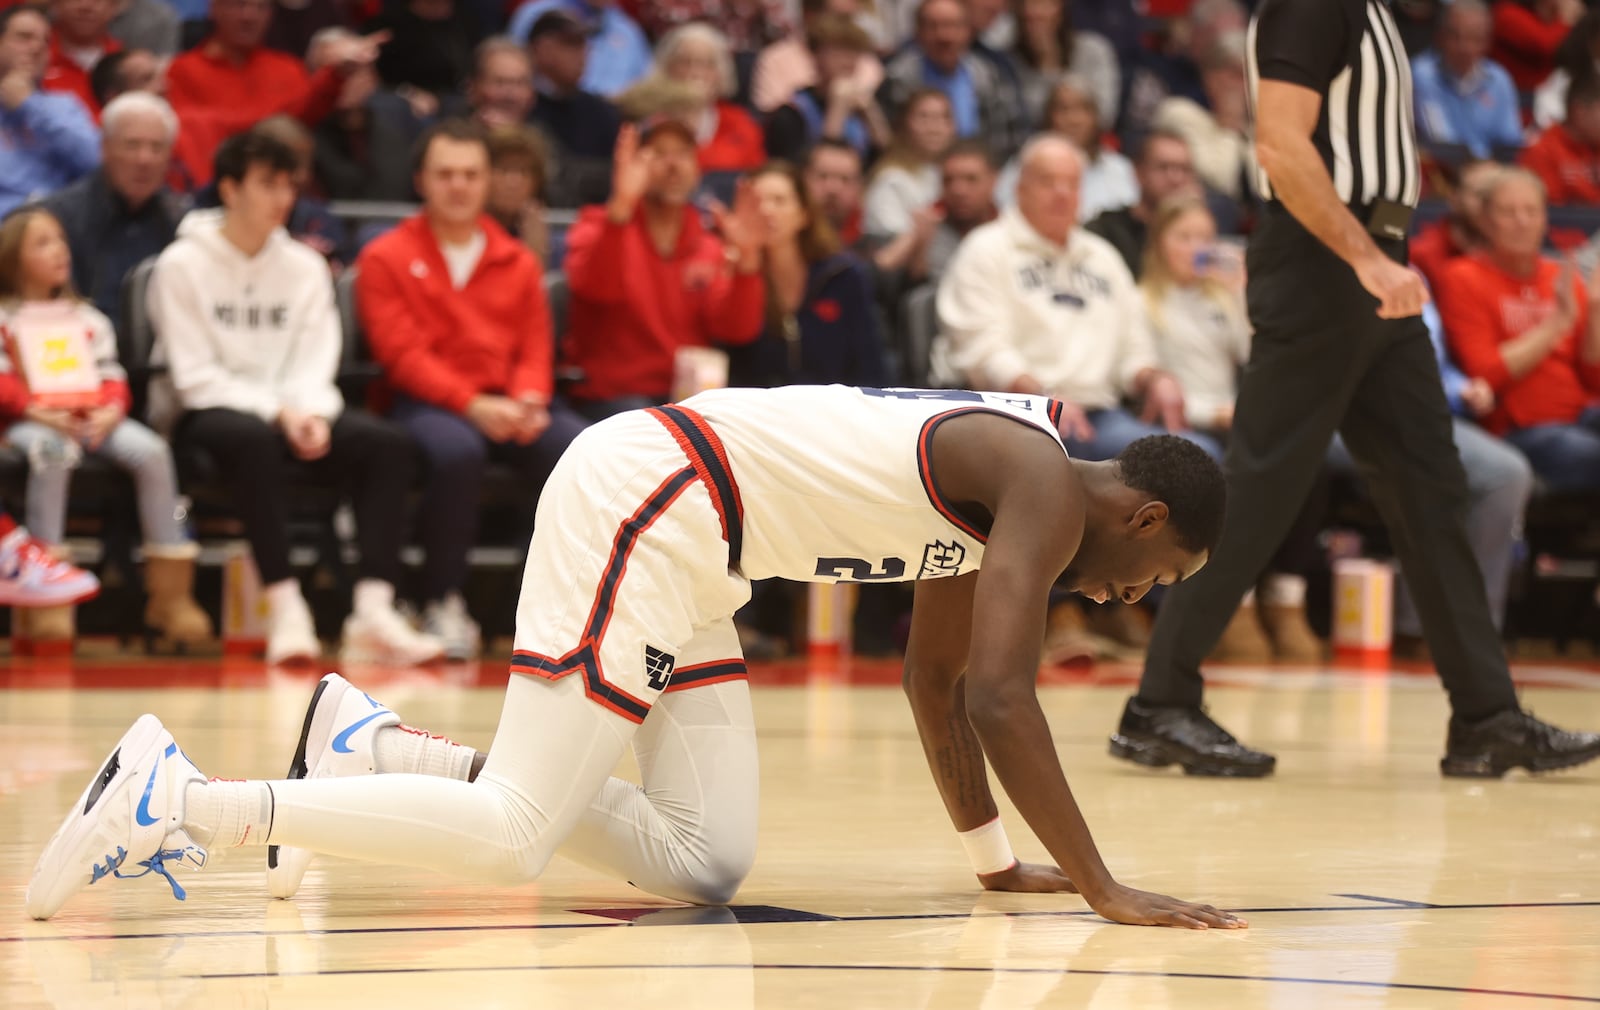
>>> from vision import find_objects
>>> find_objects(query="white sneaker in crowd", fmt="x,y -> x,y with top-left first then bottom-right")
422,593 -> 482,662
265,589 -> 320,666
0,521 -> 99,607
339,603 -> 444,666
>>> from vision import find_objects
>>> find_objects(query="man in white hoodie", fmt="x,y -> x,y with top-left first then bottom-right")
147,131 -> 442,667
936,135 -> 1221,466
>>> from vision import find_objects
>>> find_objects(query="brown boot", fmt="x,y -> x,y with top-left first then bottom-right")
1210,600 -> 1273,663
18,604 -> 76,651
1260,602 -> 1323,663
144,549 -> 216,651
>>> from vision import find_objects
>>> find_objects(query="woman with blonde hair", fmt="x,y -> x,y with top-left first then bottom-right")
0,207 -> 211,648
653,22 -> 767,172
862,86 -> 953,237
1139,196 -> 1322,663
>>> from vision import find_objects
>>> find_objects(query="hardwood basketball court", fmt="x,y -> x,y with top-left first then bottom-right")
3,656 -> 1598,1008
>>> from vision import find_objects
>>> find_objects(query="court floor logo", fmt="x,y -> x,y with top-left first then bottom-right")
644,645 -> 676,692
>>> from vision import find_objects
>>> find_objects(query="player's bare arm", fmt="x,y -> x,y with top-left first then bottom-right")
924,412 -> 1246,929
903,573 -> 1077,894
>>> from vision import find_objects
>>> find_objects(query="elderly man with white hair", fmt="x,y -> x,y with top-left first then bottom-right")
936,135 -> 1221,466
38,90 -> 185,325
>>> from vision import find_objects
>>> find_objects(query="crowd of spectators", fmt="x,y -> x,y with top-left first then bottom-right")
2,0 -> 1599,661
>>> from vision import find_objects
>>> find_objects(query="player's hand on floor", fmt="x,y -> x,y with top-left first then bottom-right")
1092,884 -> 1247,930
978,861 -> 1078,894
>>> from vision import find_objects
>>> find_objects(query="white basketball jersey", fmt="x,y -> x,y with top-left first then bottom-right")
682,385 -> 1070,584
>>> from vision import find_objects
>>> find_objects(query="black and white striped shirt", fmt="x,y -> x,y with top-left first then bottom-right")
1247,0 -> 1422,210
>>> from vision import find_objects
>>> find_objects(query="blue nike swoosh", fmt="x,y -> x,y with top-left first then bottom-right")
331,712 -> 388,754
134,762 -> 161,826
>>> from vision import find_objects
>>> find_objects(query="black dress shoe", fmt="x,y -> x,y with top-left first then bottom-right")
1108,697 -> 1277,777
1440,708 -> 1600,778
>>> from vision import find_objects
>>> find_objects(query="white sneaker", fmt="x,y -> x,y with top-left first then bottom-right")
422,594 -> 482,661
26,714 -> 209,920
0,524 -> 99,607
339,604 -> 445,666
266,591 -> 320,666
266,673 -> 398,899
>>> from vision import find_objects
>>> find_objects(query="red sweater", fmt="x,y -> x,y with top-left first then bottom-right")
1437,252 -> 1600,433
563,205 -> 766,402
1491,0 -> 1572,92
356,215 -> 554,414
1519,123 -> 1600,204
1409,219 -> 1466,292
164,40 -> 344,185
700,102 -> 767,173
41,36 -> 119,118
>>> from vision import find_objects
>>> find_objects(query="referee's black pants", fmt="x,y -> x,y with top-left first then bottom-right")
1137,213 -> 1519,721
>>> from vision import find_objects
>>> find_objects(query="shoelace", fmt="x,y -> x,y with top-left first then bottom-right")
112,846 -> 203,901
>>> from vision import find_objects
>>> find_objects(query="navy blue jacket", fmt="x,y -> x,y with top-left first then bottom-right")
728,253 -> 891,389
39,170 -> 185,329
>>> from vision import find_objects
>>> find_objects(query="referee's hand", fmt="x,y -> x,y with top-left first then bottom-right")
1354,255 -> 1430,319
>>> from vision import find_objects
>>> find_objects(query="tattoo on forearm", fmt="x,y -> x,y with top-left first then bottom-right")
937,711 -> 989,810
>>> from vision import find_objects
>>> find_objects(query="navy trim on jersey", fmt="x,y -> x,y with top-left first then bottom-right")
507,465 -> 700,725
663,659 -> 750,693
916,405 -> 1072,545
650,405 -> 745,568
917,408 -> 997,544
511,645 -> 652,723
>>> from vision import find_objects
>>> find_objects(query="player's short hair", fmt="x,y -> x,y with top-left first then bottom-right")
1112,436 -> 1226,555
213,130 -> 299,189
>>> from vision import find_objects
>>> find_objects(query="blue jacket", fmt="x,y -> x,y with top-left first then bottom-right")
1411,51 -> 1523,159
729,254 -> 891,389
0,92 -> 101,216
509,0 -> 652,99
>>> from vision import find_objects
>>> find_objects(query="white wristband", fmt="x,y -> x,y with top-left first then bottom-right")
958,817 -> 1018,876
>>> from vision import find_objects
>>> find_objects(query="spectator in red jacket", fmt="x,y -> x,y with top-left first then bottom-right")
1437,167 -> 1600,490
563,117 -> 767,419
357,118 -> 588,659
1521,69 -> 1600,204
1411,159 -> 1501,290
164,0 -> 385,185
1492,0 -> 1583,91
41,0 -> 118,115
652,22 -> 766,173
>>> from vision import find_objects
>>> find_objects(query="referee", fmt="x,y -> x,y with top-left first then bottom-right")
1107,0 -> 1600,778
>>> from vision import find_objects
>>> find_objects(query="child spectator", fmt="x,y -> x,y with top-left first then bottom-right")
0,207 -> 211,648
862,86 -> 952,239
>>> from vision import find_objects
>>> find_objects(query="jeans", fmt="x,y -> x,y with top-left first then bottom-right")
5,418 -> 187,547
1329,418 -> 1534,635
1505,407 -> 1600,492
1062,407 -> 1226,463
390,396 -> 589,601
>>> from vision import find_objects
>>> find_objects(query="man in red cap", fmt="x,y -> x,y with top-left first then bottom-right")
562,115 -> 768,420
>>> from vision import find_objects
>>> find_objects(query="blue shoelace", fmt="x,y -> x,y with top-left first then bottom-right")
90,845 -> 198,900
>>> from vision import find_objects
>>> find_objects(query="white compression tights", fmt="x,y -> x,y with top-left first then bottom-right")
256,673 -> 760,904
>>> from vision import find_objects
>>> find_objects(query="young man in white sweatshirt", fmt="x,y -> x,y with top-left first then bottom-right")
147,132 -> 442,667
